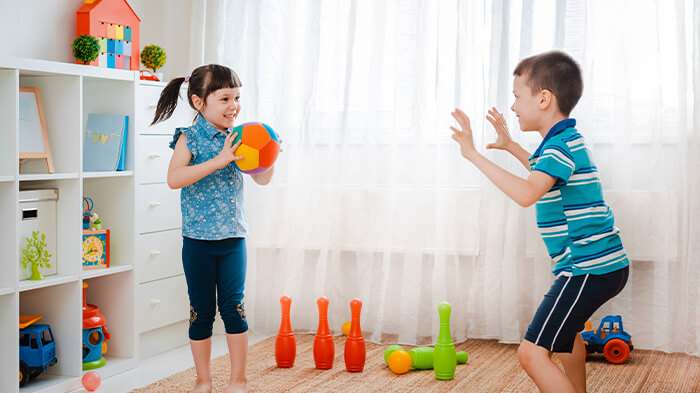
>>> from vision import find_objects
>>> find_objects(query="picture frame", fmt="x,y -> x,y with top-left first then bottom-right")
82,229 -> 110,269
19,87 -> 55,173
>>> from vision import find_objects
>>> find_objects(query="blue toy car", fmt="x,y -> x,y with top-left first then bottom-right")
581,315 -> 633,364
19,324 -> 57,386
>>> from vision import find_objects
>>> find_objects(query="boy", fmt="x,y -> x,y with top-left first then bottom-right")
450,51 -> 629,393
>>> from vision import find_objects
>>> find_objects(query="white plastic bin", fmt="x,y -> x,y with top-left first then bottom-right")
18,189 -> 58,280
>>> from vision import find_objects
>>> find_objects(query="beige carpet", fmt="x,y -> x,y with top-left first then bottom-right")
133,334 -> 700,392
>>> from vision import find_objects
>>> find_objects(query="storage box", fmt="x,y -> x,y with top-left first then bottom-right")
19,189 -> 58,280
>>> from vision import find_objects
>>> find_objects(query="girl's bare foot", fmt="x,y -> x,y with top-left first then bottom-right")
190,381 -> 212,393
222,381 -> 248,393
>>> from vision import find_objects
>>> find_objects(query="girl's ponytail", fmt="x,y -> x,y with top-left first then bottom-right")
151,77 -> 187,125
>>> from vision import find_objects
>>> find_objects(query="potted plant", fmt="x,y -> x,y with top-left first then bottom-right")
21,231 -> 53,281
140,44 -> 167,81
72,35 -> 100,65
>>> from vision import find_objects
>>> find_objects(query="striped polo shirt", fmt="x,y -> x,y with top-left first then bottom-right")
529,118 -> 629,276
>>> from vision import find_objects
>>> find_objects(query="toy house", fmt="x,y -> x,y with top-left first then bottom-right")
76,0 -> 141,70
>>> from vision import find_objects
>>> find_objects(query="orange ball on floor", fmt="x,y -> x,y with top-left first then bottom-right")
387,350 -> 412,375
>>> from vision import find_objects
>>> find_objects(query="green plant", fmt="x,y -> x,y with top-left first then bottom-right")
72,35 -> 100,64
21,231 -> 52,281
141,44 -> 167,72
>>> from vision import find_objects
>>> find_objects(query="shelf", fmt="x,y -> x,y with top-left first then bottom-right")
0,175 -> 14,182
0,287 -> 15,296
18,275 -> 79,292
19,173 -> 79,181
19,374 -> 76,393
82,265 -> 133,280
86,356 -> 137,380
0,56 -> 137,82
83,171 -> 133,179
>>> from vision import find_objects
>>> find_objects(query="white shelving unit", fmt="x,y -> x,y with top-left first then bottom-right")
0,57 -> 141,393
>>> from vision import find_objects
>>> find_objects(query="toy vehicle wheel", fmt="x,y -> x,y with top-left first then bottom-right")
603,338 -> 630,364
19,363 -> 29,387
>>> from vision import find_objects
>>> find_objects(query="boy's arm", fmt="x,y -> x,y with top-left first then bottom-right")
451,108 -> 555,207
251,166 -> 274,185
485,107 -> 532,169
504,141 -> 533,170
167,132 -> 243,189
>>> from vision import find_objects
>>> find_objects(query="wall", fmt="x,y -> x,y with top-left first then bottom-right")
0,0 -> 192,79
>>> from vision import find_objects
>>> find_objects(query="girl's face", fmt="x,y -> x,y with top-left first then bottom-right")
193,87 -> 241,130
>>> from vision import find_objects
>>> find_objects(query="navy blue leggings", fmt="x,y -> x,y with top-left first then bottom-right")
182,237 -> 248,340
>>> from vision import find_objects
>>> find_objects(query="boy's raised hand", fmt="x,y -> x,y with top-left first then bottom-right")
485,107 -> 513,150
451,108 -> 478,160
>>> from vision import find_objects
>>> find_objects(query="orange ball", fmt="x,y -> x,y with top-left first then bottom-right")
341,321 -> 351,336
82,371 -> 101,391
387,350 -> 412,375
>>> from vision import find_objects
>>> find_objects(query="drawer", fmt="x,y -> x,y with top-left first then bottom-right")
136,135 -> 173,184
137,229 -> 183,283
136,85 -> 195,134
136,183 -> 181,233
138,275 -> 189,332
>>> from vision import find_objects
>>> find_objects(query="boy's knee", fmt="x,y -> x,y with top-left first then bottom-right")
518,340 -> 547,371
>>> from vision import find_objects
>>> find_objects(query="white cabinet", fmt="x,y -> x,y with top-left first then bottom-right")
134,82 -> 194,359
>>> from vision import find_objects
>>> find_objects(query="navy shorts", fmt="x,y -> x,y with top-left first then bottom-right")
182,236 -> 248,340
524,266 -> 629,353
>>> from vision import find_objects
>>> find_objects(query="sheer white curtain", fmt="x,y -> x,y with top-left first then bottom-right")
189,0 -> 700,352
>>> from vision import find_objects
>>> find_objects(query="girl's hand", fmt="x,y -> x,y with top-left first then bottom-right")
214,131 -> 244,169
485,107 -> 514,151
451,108 -> 478,160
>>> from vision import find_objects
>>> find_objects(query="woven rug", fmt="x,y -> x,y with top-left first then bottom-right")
132,334 -> 700,392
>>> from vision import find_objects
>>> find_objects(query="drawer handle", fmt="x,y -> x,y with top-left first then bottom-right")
150,298 -> 161,305
149,201 -> 161,207
148,153 -> 161,159
150,250 -> 161,256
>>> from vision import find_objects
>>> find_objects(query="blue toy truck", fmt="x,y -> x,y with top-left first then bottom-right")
581,315 -> 633,364
19,324 -> 57,386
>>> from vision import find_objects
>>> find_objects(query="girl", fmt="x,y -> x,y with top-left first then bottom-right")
154,64 -> 273,393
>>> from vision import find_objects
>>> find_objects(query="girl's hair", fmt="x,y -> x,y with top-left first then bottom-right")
151,64 -> 243,125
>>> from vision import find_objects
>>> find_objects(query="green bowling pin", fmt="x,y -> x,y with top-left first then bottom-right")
433,302 -> 457,380
409,346 -> 468,370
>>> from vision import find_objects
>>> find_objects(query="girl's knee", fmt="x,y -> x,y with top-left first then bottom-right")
189,305 -> 216,340
220,301 -> 248,334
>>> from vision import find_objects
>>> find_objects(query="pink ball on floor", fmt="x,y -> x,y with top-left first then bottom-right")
82,371 -> 101,391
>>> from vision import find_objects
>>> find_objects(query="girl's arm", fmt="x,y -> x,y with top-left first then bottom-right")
167,132 -> 242,189
251,166 -> 274,185
451,108 -> 555,207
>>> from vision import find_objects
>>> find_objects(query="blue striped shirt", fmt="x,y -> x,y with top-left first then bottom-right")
529,119 -> 629,276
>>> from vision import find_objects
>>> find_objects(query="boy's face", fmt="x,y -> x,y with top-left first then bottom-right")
510,74 -> 542,132
193,87 -> 241,130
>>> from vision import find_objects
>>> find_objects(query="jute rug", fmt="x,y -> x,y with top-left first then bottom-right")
133,334 -> 700,392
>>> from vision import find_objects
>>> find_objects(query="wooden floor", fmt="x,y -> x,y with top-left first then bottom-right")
133,334 -> 700,392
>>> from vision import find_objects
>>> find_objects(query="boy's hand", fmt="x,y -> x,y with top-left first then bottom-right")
485,107 -> 514,151
214,131 -> 244,169
451,108 -> 478,160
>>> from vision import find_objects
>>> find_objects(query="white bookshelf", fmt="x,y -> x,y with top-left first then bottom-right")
0,57 -> 140,393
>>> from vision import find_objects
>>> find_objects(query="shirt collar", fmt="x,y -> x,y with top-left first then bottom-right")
195,115 -> 229,139
533,118 -> 576,157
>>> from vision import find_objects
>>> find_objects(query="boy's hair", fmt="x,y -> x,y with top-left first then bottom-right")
152,64 -> 242,125
513,51 -> 582,116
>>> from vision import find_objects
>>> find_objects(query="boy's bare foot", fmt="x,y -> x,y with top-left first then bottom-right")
222,381 -> 249,393
190,381 -> 212,393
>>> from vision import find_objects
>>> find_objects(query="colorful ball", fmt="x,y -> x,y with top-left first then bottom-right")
231,122 -> 280,174
82,371 -> 101,391
387,350 -> 412,375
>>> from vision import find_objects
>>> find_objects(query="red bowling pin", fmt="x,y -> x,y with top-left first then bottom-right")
344,298 -> 366,372
275,296 -> 296,368
313,296 -> 335,369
